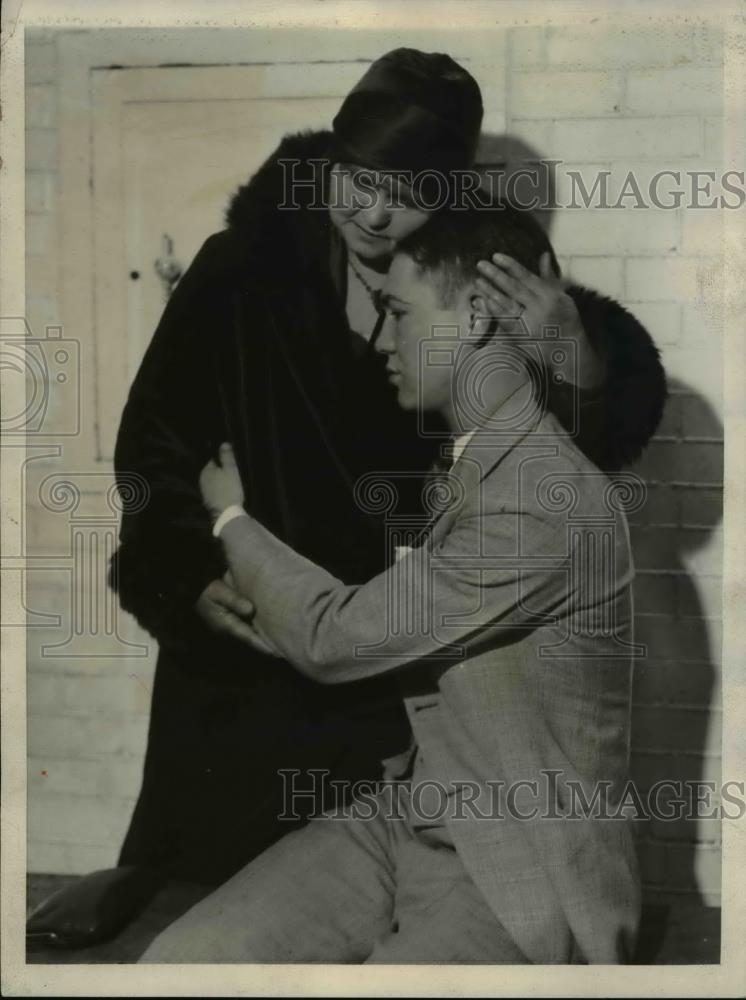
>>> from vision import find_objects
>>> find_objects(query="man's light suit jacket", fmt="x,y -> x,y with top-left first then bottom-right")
220,396 -> 642,964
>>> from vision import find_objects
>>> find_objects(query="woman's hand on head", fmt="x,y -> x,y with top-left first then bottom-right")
474,251 -> 603,389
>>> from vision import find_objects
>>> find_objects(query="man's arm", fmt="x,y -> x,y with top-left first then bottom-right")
218,501 -> 568,683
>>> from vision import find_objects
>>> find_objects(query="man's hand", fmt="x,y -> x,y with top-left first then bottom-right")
200,442 -> 245,520
474,251 -> 605,389
195,573 -> 280,656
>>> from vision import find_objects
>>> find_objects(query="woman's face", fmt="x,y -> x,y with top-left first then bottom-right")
328,162 -> 431,262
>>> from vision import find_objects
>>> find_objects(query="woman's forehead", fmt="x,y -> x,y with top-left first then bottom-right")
339,162 -> 414,191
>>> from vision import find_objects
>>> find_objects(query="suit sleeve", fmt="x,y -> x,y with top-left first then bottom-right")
551,289 -> 667,472
219,504 -> 569,683
108,233 -> 233,641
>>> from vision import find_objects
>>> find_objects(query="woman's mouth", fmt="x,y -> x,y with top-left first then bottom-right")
353,222 -> 389,241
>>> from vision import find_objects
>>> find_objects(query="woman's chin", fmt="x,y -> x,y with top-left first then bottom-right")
346,230 -> 392,261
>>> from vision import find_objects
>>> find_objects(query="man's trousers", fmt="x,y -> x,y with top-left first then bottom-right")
139,790 -> 529,964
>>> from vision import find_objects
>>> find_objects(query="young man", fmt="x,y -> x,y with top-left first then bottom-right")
140,206 -> 643,965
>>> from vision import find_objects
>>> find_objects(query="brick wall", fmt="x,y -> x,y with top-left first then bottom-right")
26,21 -> 725,904
503,21 -> 724,905
25,29 -> 156,877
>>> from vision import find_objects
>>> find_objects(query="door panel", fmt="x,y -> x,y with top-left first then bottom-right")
92,65 -> 351,461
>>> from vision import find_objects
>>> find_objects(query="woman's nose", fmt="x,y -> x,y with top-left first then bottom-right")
360,189 -> 391,230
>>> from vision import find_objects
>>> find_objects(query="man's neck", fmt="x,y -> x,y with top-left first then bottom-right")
442,374 -> 534,437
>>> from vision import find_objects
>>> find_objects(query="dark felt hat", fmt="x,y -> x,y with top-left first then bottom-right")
332,48 -> 483,176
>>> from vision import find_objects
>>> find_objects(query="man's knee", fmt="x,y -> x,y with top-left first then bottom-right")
139,908 -> 276,963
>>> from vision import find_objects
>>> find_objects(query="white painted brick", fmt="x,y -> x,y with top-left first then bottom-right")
27,672 -> 151,718
693,21 -> 724,64
511,70 -> 623,118
25,84 -> 57,129
26,172 -> 54,213
29,754 -> 144,800
22,504 -> 74,557
25,212 -> 55,255
24,296 -> 63,337
703,117 -> 723,159
552,207 -> 678,256
626,67 -> 723,116
26,129 -> 57,171
25,41 -> 57,85
552,117 -> 701,162
27,839 -> 117,876
621,302 -> 680,346
501,119 -> 553,157
26,251 -> 57,296
681,300 -> 725,346
660,346 -> 723,411
28,713 -> 149,759
545,24 -> 694,69
680,207 -> 724,254
565,256 -> 624,299
625,257 -> 715,302
509,26 -> 546,67
29,792 -> 135,847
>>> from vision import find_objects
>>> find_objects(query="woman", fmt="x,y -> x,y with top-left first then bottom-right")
27,48 -> 665,948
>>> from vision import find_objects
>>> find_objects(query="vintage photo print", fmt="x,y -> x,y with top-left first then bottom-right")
1,0 -> 745,996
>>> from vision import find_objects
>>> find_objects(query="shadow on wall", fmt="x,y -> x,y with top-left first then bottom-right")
627,378 -> 723,905
475,134 -> 557,234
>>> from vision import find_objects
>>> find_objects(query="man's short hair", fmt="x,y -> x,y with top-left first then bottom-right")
396,204 -> 561,306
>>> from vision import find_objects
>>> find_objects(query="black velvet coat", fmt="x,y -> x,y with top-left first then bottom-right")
110,130 -> 666,883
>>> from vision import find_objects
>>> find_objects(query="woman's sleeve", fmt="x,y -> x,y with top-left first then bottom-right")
108,232 -> 234,642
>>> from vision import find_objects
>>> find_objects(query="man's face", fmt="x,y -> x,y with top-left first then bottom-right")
376,254 -> 470,415
328,163 -> 431,261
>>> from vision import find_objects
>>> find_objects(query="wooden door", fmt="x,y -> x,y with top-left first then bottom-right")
91,63 -> 365,461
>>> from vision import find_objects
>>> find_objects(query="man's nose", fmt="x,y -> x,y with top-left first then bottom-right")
360,189 -> 391,230
374,313 -> 396,355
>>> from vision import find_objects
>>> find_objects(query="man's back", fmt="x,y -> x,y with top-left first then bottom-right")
405,407 -> 640,962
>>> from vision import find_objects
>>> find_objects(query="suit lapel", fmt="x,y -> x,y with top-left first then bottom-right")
426,385 -> 544,547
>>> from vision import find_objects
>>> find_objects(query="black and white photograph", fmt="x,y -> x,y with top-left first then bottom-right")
1,0 -> 745,995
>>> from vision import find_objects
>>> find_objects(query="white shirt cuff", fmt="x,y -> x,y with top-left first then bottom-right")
212,504 -> 249,537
